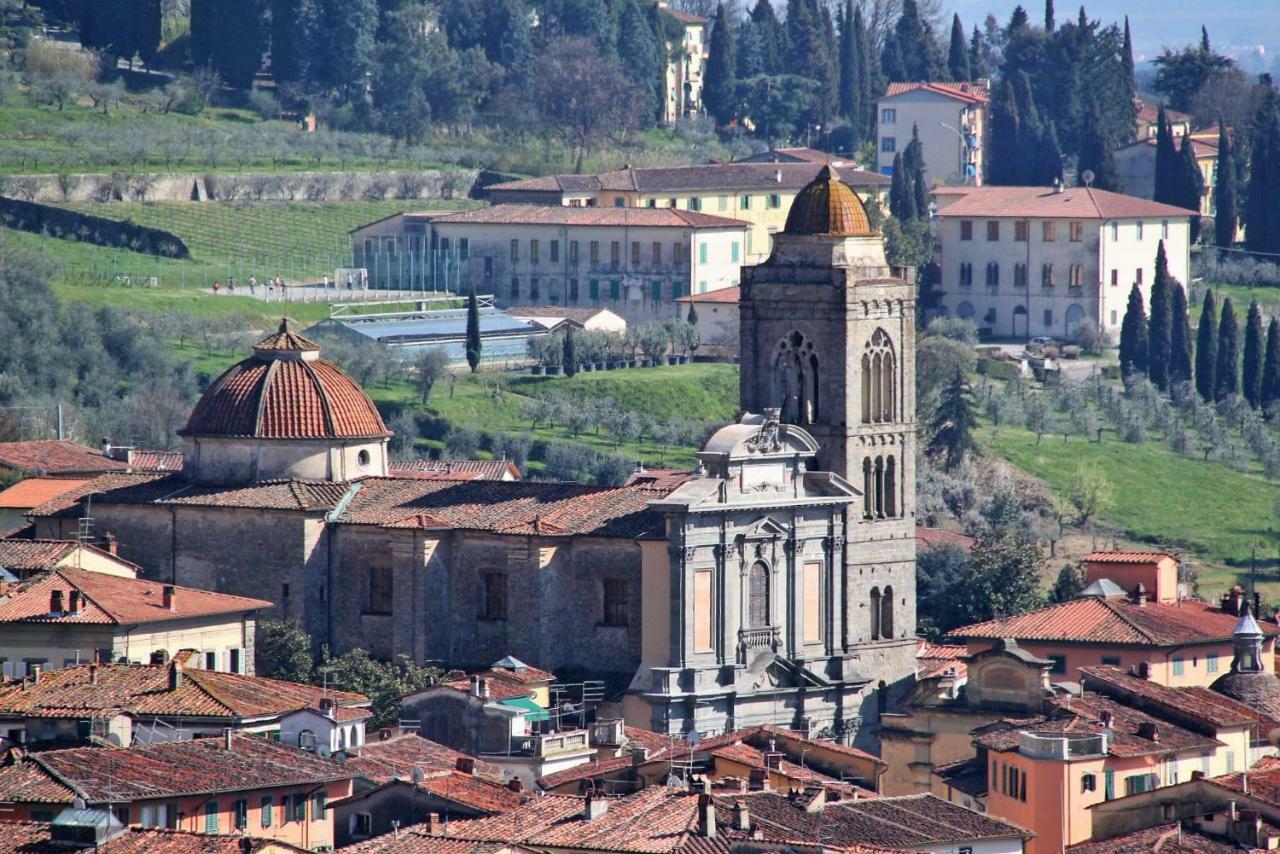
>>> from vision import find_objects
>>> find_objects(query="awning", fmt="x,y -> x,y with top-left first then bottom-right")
499,696 -> 549,722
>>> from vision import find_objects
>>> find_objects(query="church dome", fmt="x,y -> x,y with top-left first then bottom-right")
783,165 -> 874,237
181,321 -> 390,441
1211,669 -> 1280,708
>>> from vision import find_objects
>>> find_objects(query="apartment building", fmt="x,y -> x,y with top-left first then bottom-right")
876,81 -> 990,185
933,185 -> 1193,340
1115,126 -> 1221,216
659,4 -> 706,125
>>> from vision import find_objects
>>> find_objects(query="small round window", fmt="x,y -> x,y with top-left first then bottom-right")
357,450 -> 371,467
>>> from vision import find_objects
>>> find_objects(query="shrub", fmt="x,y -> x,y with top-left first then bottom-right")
1073,319 -> 1112,354
247,88 -> 281,119
926,316 -> 979,345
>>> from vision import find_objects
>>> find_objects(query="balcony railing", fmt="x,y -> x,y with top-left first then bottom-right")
494,729 -> 592,758
738,626 -> 781,663
1018,731 -> 1107,760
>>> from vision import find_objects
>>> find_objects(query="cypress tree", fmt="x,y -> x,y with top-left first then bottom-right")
1243,300 -> 1265,408
687,302 -> 698,326
1214,124 -> 1238,248
1170,281 -> 1193,386
465,284 -> 482,373
1201,25 -> 1211,53
988,79 -> 1021,186
749,0 -> 786,75
1246,86 -> 1280,255
928,368 -> 979,470
1215,297 -> 1240,401
1035,121 -> 1064,185
880,31 -> 906,82
852,5 -> 873,141
1262,318 -> 1280,413
273,0 -> 322,84
839,0 -> 864,127
1153,105 -> 1178,205
1077,100 -> 1121,191
1147,242 -> 1172,390
1121,17 -> 1136,134
906,124 -> 929,215
1044,0 -> 1054,33
947,14 -> 969,82
969,26 -> 984,80
191,0 -> 266,87
322,0 -> 377,100
893,0 -> 938,81
703,3 -> 737,126
889,152 -> 914,221
1195,289 -> 1218,402
619,0 -> 664,124
1119,283 -> 1149,378
1177,134 -> 1205,243
563,329 -> 578,377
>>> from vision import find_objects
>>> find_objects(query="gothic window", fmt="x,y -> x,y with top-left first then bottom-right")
772,332 -> 819,425
481,572 -> 508,620
862,458 -> 873,518
873,456 -> 885,517
862,330 -> 896,423
869,587 -> 881,640
366,566 -> 392,615
885,456 -> 897,517
748,561 -> 770,627
881,585 -> 895,639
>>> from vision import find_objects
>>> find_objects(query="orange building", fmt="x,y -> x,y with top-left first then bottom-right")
0,732 -> 356,850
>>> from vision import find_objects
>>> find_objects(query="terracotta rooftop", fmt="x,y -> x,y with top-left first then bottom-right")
917,640 -> 968,681
1080,665 -> 1265,731
125,450 -> 184,472
0,538 -> 131,575
1086,551 -> 1176,563
431,204 -> 748,230
949,596 -> 1277,647
0,661 -> 368,721
339,834 -> 505,854
0,440 -> 127,476
676,285 -> 739,304
1068,823 -> 1262,853
661,6 -> 706,25
343,733 -> 502,784
389,459 -> 520,481
1213,758 -> 1280,808
884,81 -> 990,104
32,472 -> 355,517
3,733 -> 356,804
932,756 -> 987,799
0,567 -> 270,625
0,477 -> 90,510
0,821 -> 308,853
1136,100 -> 1191,124
416,771 -> 527,813
487,162 -> 887,195
936,185 -> 1197,220
916,526 -> 976,552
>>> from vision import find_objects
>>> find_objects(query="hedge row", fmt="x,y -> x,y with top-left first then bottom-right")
0,196 -> 189,258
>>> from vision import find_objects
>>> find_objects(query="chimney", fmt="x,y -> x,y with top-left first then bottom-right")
1243,773 -> 1250,795
630,746 -> 648,768
507,777 -> 524,793
67,591 -> 80,614
425,812 -> 441,834
1131,582 -> 1147,606
1191,770 -> 1205,781
1099,711 -> 1113,728
748,768 -> 769,791
774,168 -> 782,184
763,752 -> 783,771
584,792 -> 609,821
319,697 -> 335,718
1136,661 -> 1151,679
103,533 -> 117,555
698,792 -> 716,838
1053,178 -> 1063,194
30,664 -> 41,683
470,676 -> 490,699
89,664 -> 97,685
733,800 -> 750,831
223,728 -> 233,750
455,756 -> 476,775
163,585 -> 176,611
1138,722 -> 1160,742
49,590 -> 64,615
168,659 -> 183,691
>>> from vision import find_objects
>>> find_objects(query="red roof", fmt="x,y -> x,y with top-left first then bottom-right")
0,477 -> 90,509
487,162 -> 887,195
389,459 -> 520,481
916,527 -> 976,552
344,733 -> 502,784
1069,823 -> 1256,853
936,186 -> 1197,220
0,567 -> 269,625
32,472 -> 355,517
126,450 -> 184,472
1080,666 -> 1264,730
676,286 -> 740,304
950,597 -> 1276,647
0,822 -> 307,853
883,81 -> 990,105
1086,551 -> 1175,564
0,538 -> 112,574
917,640 -> 968,681
431,204 -> 748,230
416,771 -> 527,813
1135,100 -> 1191,125
0,441 -> 126,476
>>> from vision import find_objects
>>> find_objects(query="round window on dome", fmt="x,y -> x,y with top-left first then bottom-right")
358,450 -> 371,467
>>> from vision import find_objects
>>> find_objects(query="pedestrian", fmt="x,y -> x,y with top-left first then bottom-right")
249,275 -> 257,295
212,280 -> 221,294
267,279 -> 274,298
347,272 -> 354,291
323,274 -> 329,290
227,276 -> 235,292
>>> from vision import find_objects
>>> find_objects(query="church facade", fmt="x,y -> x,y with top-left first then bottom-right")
28,167 -> 916,747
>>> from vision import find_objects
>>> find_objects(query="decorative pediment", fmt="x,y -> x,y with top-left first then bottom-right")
699,410 -> 820,465
741,515 -> 789,541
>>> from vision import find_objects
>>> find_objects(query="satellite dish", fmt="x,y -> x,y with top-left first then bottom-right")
1081,169 -> 1095,187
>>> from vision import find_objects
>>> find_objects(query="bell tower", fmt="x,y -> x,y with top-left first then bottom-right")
739,166 -> 917,741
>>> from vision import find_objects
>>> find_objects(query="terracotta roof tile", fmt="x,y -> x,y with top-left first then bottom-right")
416,771 -> 527,813
916,527 -> 976,552
1086,551 -> 1176,563
0,538 -> 77,572
936,186 -> 1196,220
1068,823 -> 1259,853
34,473 -> 355,517
1136,100 -> 1191,124
0,568 -> 269,625
344,733 -> 501,784
432,205 -> 747,230
0,821 -> 308,853
676,285 -> 739,304
883,81 -> 990,104
29,472 -> 171,517
487,162 -> 887,196
0,478 -> 90,510
950,597 -> 1276,647
0,762 -> 73,803
0,441 -> 127,476
389,459 -> 520,481
125,450 -> 184,472
917,640 -> 968,681
932,757 -> 987,799
339,830 -> 505,853
1080,666 -> 1263,730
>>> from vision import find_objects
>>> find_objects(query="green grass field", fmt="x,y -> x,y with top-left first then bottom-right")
986,425 -> 1280,597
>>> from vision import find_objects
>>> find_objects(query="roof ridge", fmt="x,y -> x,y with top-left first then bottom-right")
50,568 -> 119,625
1098,597 -> 1161,643
26,754 -> 84,801
181,669 -> 239,717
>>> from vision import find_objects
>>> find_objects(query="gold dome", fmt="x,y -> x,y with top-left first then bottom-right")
783,165 -> 874,237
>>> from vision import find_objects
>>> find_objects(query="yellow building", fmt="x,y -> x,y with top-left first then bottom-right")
659,4 -> 706,125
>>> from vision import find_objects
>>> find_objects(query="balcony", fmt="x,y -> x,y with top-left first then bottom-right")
1018,731 -> 1107,760
494,729 -> 592,758
738,626 -> 781,663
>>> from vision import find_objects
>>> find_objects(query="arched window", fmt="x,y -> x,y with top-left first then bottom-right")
873,456 -> 885,518
869,587 -> 881,640
884,456 -> 897,518
863,330 -> 896,424
862,458 -> 873,518
772,333 -> 819,425
882,585 -> 895,639
748,561 -> 770,627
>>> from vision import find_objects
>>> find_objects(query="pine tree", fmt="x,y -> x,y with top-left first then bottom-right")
969,26 -> 984,80
1044,0 -> 1055,33
1170,281 -> 1193,386
1262,318 -> 1280,412
1119,283 -> 1148,377
465,284 -> 482,373
1214,124 -> 1238,247
703,3 -> 737,125
893,0 -> 938,81
928,368 -> 978,470
1153,105 -> 1178,205
889,152 -> 914,221
1077,99 -> 1121,191
749,0 -> 786,75
563,329 -> 578,377
1147,242 -> 1172,390
947,14 -> 969,82
619,0 -> 664,124
273,0 -> 322,84
1246,86 -> 1280,255
1215,296 -> 1240,401
322,0 -> 377,100
1195,289 -> 1218,402
1176,134 -> 1205,243
1243,300 -> 1265,408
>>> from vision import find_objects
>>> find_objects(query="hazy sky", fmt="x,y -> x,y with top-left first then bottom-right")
946,0 -> 1277,65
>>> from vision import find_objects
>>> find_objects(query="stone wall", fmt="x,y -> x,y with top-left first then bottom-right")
0,168 -> 478,204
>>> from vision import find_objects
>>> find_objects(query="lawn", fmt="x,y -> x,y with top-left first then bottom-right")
508,363 -> 739,424
986,425 -> 1280,597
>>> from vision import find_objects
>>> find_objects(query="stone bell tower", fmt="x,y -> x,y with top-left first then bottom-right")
739,165 -> 917,741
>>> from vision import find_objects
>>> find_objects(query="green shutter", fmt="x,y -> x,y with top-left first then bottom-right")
698,243 -> 708,264
261,796 -> 273,827
589,279 -> 599,300
651,280 -> 662,301
312,792 -> 327,821
671,281 -> 683,299
731,241 -> 740,263
292,794 -> 306,822
610,280 -> 620,300
1104,771 -> 1114,800
204,802 -> 219,834
699,281 -> 707,294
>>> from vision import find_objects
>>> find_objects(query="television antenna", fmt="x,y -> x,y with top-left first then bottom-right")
1081,169 -> 1095,187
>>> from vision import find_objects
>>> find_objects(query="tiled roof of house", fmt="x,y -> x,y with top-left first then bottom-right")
537,754 -> 634,790
704,740 -> 875,796
1068,823 -> 1260,853
1136,100 -> 1191,125
336,477 -> 672,539
0,538 -> 79,572
430,204 -> 749,230
416,771 -> 527,813
949,597 -> 1276,647
916,527 -> 976,552
0,440 -> 127,476
0,821 -> 308,853
676,285 -> 739,304
439,676 -> 534,703
0,477 -> 91,510
487,162 -> 888,195
935,186 -> 1196,220
1086,551 -> 1176,563
1213,759 -> 1280,807
661,7 -> 706,25
9,733 -> 356,803
974,691 -> 1220,758
0,662 -> 367,721
0,568 -> 270,625
388,459 -> 520,481
344,733 -> 502,784
883,81 -> 990,104
0,761 -> 74,803
933,757 -> 987,799
32,472 -> 354,517
340,834 -> 506,854
126,450 -> 184,472
1080,665 -> 1263,730
505,306 -> 616,322
917,640 -> 968,681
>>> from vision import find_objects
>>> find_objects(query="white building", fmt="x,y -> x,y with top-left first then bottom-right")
659,4 -> 706,125
933,185 -> 1194,340
280,699 -> 371,757
877,81 -> 990,185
